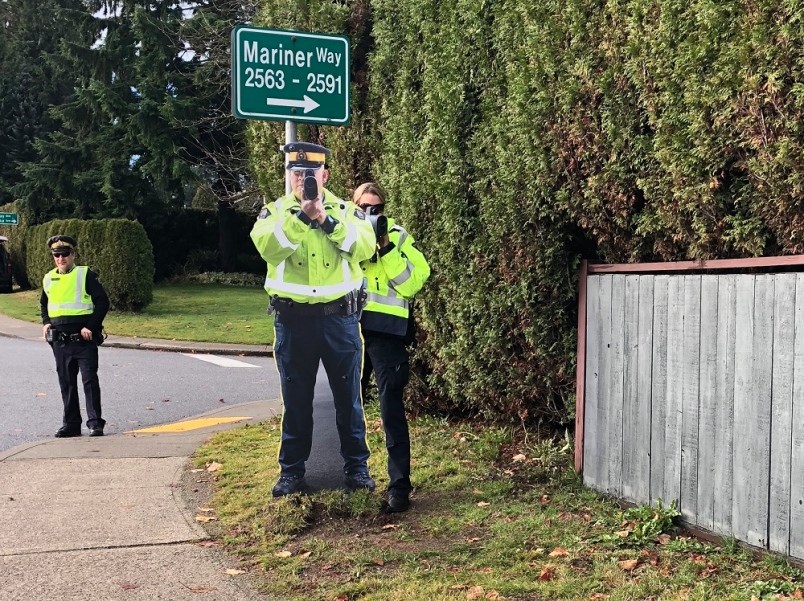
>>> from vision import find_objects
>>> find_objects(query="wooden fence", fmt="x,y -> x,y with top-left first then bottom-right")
574,256 -> 804,559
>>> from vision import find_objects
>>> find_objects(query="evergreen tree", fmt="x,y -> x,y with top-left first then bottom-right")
0,0 -> 94,206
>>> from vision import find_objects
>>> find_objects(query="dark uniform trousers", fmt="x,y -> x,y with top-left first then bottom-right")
361,333 -> 411,495
273,310 -> 371,477
52,340 -> 104,430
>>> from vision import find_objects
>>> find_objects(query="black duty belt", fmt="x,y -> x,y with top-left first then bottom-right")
271,289 -> 366,317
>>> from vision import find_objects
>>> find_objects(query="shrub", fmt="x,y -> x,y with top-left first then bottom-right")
27,218 -> 154,310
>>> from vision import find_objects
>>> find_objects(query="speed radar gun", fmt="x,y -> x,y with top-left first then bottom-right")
303,169 -> 319,201
364,204 -> 387,239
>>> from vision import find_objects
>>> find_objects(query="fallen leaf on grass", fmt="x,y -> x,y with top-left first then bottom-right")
119,582 -> 139,590
615,529 -> 630,538
476,501 -> 490,507
225,569 -> 246,575
512,453 -> 527,462
539,566 -> 556,581
618,559 -> 639,571
195,515 -> 217,523
485,592 -> 502,600
206,462 -> 222,472
381,524 -> 399,530
335,595 -> 349,601
299,551 -> 312,559
589,594 -> 609,600
467,586 -> 485,599
274,550 -> 292,558
549,547 -> 568,557
372,558 -> 385,566
467,537 -> 481,544
657,534 -> 671,545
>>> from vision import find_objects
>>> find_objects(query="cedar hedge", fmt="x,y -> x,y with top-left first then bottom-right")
27,218 -> 154,310
249,0 -> 803,426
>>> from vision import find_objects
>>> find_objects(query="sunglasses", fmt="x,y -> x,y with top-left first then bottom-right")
52,251 -> 72,258
359,203 -> 385,215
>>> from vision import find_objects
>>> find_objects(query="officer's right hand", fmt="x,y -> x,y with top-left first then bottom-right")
42,324 -> 50,340
301,198 -> 325,223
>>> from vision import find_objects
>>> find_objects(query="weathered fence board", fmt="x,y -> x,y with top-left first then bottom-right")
697,276 -> 719,531
649,276 -> 669,505
713,276 -> 736,536
790,274 -> 804,558
578,262 -> 804,562
770,274 -> 796,554
680,275 -> 701,522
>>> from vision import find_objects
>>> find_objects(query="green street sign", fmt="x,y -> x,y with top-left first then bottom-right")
0,213 -> 18,225
231,25 -> 350,125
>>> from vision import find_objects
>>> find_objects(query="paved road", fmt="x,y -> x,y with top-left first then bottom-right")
0,336 -> 281,453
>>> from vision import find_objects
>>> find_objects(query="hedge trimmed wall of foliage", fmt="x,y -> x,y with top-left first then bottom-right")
248,0 -> 803,425
140,208 -> 263,280
28,218 -> 154,310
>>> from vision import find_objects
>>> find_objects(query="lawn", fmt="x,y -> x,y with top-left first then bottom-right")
0,283 -> 274,345
192,406 -> 804,601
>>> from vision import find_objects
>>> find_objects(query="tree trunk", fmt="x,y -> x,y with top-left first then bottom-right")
217,200 -> 237,273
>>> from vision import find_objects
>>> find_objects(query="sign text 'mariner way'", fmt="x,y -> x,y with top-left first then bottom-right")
242,41 -> 342,68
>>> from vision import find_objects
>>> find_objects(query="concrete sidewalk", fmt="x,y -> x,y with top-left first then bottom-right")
0,314 -> 280,600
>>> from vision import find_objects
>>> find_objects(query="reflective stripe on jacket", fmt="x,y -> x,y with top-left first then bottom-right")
43,266 -> 94,317
250,190 -> 376,304
360,219 -> 430,337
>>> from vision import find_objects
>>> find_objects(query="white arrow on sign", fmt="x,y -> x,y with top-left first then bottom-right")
265,95 -> 320,114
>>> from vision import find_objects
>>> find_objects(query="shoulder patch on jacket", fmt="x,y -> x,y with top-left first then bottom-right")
257,206 -> 271,220
354,209 -> 366,220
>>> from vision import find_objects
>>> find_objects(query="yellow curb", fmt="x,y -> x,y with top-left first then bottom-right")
126,417 -> 251,434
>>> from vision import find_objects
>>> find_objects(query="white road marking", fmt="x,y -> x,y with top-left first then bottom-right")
182,353 -> 260,368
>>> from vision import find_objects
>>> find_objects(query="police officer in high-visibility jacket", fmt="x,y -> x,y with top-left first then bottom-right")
251,142 -> 378,497
353,182 -> 430,513
40,235 -> 109,438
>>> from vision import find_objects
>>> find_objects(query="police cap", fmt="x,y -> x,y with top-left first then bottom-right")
281,142 -> 330,169
47,234 -> 77,254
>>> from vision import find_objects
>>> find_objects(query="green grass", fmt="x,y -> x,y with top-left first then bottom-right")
0,283 -> 274,345
192,406 -> 804,601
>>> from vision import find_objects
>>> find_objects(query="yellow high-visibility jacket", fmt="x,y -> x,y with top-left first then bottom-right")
250,189 -> 376,304
42,266 -> 93,318
360,218 -> 430,337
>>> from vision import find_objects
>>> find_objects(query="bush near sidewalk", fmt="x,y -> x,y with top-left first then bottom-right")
27,218 -> 154,310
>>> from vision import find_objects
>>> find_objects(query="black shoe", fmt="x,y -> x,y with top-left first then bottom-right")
272,475 -> 307,497
55,427 -> 81,438
88,428 -> 104,437
344,472 -> 376,492
383,493 -> 410,513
